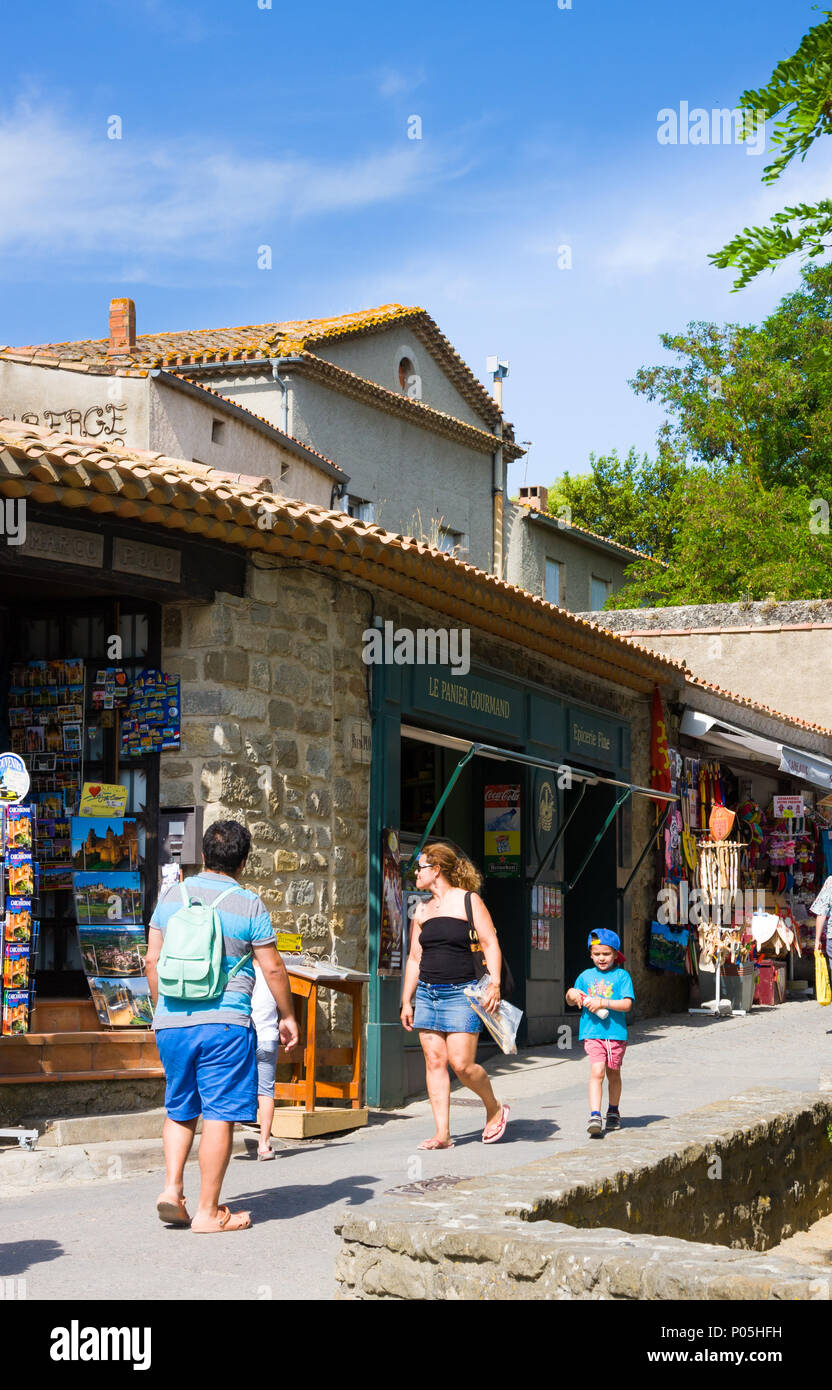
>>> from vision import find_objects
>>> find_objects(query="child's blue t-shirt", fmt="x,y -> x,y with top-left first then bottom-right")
574,966 -> 634,1041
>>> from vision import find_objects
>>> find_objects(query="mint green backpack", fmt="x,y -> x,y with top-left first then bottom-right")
157,882 -> 251,1001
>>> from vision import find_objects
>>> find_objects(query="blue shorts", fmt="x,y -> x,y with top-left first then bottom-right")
413,980 -> 482,1034
156,1023 -> 257,1122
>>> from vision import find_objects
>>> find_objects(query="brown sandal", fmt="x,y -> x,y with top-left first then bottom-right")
191,1205 -> 251,1233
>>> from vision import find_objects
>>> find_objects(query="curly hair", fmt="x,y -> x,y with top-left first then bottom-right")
422,842 -> 482,893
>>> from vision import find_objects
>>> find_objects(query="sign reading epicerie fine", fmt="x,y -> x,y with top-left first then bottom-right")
566,708 -> 620,764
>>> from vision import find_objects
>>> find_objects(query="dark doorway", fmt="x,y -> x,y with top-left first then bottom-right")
563,779 -> 620,993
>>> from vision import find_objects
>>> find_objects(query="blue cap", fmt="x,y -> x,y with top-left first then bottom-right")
587,929 -> 620,952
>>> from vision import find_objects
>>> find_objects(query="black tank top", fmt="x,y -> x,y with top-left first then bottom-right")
419,914 -> 477,984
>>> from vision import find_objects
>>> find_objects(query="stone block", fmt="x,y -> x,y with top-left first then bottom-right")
316,826 -> 332,850
268,699 -> 296,730
188,604 -> 233,647
333,846 -> 351,875
306,743 -> 332,779
273,738 -> 298,769
306,788 -> 331,817
159,778 -> 195,805
286,879 -> 316,907
297,709 -> 330,735
332,778 -> 355,811
333,880 -> 366,907
275,850 -> 299,872
247,566 -> 281,604
181,686 -> 225,716
204,650 -> 249,685
272,664 -> 309,703
250,658 -> 271,692
163,606 -> 183,650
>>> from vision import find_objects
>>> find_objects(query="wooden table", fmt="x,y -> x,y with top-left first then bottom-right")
271,968 -> 368,1138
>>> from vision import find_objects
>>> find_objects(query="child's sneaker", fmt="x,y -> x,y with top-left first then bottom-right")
605,1108 -> 621,1132
587,1111 -> 603,1137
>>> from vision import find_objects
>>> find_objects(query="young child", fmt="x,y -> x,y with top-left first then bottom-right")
565,929 -> 634,1138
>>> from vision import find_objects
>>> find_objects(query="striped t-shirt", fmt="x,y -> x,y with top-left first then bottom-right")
150,872 -> 275,1030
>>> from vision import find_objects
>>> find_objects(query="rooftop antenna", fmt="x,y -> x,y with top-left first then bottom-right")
520,442 -> 533,486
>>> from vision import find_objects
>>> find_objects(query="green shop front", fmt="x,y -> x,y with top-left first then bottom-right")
366,661 -> 636,1108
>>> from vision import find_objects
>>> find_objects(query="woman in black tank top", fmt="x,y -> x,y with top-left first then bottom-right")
400,842 -> 510,1150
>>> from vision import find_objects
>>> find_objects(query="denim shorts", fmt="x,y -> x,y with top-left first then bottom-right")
256,1042 -> 278,1097
413,980 -> 482,1034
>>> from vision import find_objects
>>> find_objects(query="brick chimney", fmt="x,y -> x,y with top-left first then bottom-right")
518,485 -> 548,511
108,297 -> 136,356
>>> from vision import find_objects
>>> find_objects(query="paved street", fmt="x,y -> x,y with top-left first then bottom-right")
3,996 -> 832,1301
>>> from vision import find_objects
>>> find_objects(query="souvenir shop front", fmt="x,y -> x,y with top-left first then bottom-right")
653,698 -> 832,1013
0,505 -> 244,1096
368,657 -> 675,1108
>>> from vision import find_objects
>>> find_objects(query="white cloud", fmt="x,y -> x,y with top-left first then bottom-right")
0,102 -> 463,271
377,67 -> 426,98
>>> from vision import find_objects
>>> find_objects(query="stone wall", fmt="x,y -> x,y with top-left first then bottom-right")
586,601 -> 832,733
159,558 -> 372,1052
335,1089 -> 832,1299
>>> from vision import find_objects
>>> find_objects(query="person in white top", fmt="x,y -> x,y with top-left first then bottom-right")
251,961 -> 280,1159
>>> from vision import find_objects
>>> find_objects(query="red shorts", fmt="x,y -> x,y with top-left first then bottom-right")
584,1038 -> 627,1069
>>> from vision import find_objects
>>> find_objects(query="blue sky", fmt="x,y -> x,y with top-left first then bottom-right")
0,0 -> 825,494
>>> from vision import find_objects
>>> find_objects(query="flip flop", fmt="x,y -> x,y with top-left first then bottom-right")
417,1138 -> 455,1150
156,1196 -> 191,1227
191,1205 -> 252,1233
482,1104 -> 510,1144
258,1148 -> 276,1161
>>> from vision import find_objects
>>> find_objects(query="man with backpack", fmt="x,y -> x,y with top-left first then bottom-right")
145,820 -> 299,1232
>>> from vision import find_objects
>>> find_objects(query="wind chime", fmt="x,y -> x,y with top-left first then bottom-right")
690,805 -> 747,1017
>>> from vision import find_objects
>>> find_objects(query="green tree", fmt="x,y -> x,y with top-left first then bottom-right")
711,10 -> 832,289
606,469 -> 832,606
630,261 -> 832,494
547,436 -> 686,561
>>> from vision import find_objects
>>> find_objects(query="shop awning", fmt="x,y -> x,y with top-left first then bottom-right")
680,710 -> 832,791
401,731 -> 676,891
779,746 -> 832,792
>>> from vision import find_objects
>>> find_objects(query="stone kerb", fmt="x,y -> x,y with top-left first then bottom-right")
335,1089 -> 832,1300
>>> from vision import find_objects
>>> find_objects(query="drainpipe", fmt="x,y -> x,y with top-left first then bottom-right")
269,359 -> 290,434
487,356 -> 510,580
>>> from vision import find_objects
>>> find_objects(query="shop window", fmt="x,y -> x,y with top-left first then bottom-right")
591,576 -> 612,610
401,738 -> 440,835
545,559 -> 561,605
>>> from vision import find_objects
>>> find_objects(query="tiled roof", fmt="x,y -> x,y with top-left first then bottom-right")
1,303 -> 506,431
280,351 -> 524,460
161,373 -> 346,479
0,421 -> 684,696
525,507 -> 664,565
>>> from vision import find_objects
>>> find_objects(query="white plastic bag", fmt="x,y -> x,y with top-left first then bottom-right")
464,974 -> 523,1055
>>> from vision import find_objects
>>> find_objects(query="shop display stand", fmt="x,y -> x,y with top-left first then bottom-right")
688,925 -> 746,1017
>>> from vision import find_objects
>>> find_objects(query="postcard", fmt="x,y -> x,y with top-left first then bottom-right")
3,944 -> 30,990
73,871 -> 142,926
7,852 -> 34,896
87,975 -> 153,1028
62,723 -> 82,754
71,816 -> 139,871
2,988 -> 29,1036
79,925 -> 147,978
5,898 -> 32,943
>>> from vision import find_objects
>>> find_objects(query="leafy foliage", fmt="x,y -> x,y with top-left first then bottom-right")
630,262 -> 832,494
711,11 -> 832,288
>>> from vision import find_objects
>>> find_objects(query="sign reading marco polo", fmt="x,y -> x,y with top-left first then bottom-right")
410,666 -> 523,739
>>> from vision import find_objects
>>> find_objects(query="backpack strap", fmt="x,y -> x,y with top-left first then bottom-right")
209,884 -> 252,981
